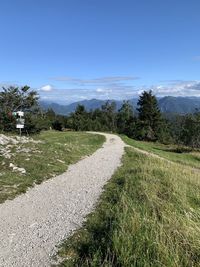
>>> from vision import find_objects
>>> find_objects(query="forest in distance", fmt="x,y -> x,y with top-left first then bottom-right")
1,86 -> 200,149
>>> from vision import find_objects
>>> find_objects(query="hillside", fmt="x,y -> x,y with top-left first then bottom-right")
159,96 -> 200,113
0,131 -> 104,203
40,96 -> 200,115
57,136 -> 200,266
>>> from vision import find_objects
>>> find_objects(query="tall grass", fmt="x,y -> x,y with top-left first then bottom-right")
122,135 -> 200,169
57,147 -> 200,266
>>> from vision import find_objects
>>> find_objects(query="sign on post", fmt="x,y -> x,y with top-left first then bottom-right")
13,111 -> 25,136
17,111 -> 24,117
16,124 -> 24,129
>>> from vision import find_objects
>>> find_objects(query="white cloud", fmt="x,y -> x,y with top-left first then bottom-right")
40,85 -> 53,92
96,88 -> 113,93
38,79 -> 200,104
50,75 -> 139,85
151,80 -> 200,97
96,88 -> 104,93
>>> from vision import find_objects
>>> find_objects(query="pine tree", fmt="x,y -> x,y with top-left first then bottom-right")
71,105 -> 88,131
101,101 -> 117,132
117,101 -> 135,136
0,85 -> 39,132
181,111 -> 200,148
136,90 -> 163,141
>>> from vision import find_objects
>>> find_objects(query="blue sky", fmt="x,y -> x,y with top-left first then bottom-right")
0,0 -> 200,103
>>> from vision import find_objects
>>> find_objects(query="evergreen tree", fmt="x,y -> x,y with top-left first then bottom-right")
52,120 -> 63,131
46,108 -> 56,121
0,85 -> 38,113
0,85 -> 39,132
117,101 -> 135,136
101,101 -> 117,132
167,114 -> 184,144
90,109 -> 104,131
70,105 -> 88,131
136,90 -> 164,141
180,111 -> 200,148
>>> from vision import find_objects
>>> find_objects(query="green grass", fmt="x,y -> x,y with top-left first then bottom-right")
56,144 -> 200,266
122,135 -> 200,169
0,131 -> 105,203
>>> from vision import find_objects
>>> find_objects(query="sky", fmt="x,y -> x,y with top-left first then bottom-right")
0,0 -> 200,103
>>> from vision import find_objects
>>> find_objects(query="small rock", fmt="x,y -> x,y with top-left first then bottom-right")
18,168 -> 26,174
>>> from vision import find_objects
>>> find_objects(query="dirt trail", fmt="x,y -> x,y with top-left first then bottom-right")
0,133 -> 125,267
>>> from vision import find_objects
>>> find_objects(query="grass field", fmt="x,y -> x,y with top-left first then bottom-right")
122,135 -> 200,169
56,136 -> 200,267
0,131 -> 105,203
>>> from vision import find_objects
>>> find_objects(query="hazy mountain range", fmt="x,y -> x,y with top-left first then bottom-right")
40,96 -> 200,115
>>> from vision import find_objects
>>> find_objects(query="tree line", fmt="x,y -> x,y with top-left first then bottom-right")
1,86 -> 200,148
65,91 -> 168,141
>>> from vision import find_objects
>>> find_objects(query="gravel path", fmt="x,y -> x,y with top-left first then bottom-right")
0,133 -> 125,267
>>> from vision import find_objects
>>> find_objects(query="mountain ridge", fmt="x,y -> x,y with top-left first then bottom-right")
40,96 -> 200,115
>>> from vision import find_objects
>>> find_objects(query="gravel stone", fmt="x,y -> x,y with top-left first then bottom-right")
0,133 -> 125,267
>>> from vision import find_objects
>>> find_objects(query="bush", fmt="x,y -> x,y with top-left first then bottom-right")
52,120 -> 63,131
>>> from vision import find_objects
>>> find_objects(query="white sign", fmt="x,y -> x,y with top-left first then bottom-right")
16,124 -> 24,129
17,111 -> 24,116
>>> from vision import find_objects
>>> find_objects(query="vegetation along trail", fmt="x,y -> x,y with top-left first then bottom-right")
0,133 -> 125,267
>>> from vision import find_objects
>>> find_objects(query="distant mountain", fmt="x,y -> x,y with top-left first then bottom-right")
40,99 -> 107,115
158,96 -> 200,114
40,96 -> 200,115
40,99 -> 133,115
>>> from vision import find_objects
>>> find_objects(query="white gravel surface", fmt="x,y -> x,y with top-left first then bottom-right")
0,133 -> 125,267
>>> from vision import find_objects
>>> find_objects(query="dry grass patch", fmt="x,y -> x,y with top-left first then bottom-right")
0,131 -> 105,203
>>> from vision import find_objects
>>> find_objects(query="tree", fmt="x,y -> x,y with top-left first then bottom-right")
117,101 -> 135,136
136,90 -> 164,141
46,108 -> 56,121
0,85 -> 38,113
180,111 -> 200,148
101,101 -> 117,132
52,120 -> 63,131
70,105 -> 88,131
167,114 -> 184,144
90,108 -> 104,131
0,86 -> 39,132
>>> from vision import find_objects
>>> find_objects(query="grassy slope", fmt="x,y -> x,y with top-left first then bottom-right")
56,138 -> 200,267
0,131 -> 105,203
122,135 -> 200,169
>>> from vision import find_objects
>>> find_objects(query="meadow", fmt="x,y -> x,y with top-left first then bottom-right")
122,135 -> 200,169
0,131 -> 104,203
56,136 -> 200,267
